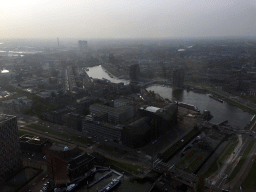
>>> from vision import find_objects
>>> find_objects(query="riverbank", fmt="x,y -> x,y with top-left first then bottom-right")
101,64 -> 124,78
206,89 -> 256,130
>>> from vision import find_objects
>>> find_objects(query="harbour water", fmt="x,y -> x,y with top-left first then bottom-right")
76,173 -> 152,192
146,85 -> 253,129
86,66 -> 252,129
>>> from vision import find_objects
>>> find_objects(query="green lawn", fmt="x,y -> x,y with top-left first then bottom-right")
203,159 -> 218,178
203,141 -> 233,178
186,154 -> 206,173
103,157 -> 142,174
98,145 -> 125,155
178,150 -> 197,168
226,141 -> 255,183
18,130 -> 31,136
161,128 -> 199,161
26,124 -> 93,145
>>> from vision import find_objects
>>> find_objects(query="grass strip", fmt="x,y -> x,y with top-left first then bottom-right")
186,154 -> 206,173
18,130 -> 31,136
26,124 -> 93,144
98,145 -> 125,155
226,141 -> 255,183
103,157 -> 142,174
178,150 -> 196,168
241,155 -> 256,190
161,128 -> 199,161
203,140 -> 233,178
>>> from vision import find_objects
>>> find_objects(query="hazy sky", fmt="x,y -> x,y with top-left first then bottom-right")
1,0 -> 256,39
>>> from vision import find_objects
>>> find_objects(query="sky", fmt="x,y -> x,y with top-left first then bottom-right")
1,0 -> 256,39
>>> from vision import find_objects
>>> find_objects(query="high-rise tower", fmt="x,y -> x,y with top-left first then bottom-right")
78,40 -> 88,53
0,114 -> 22,184
173,68 -> 184,88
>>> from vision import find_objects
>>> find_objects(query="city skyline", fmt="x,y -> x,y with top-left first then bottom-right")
1,0 -> 256,39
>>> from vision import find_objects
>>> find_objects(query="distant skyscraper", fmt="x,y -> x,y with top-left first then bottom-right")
173,68 -> 184,88
0,114 -> 22,184
129,64 -> 140,82
78,40 -> 88,53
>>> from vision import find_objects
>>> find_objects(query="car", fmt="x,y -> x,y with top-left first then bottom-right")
105,140 -> 108,142
45,132 -> 48,134
78,136 -> 81,138
88,137 -> 92,139
42,178 -> 45,181
87,144 -> 91,147
68,138 -> 71,141
45,175 -> 48,178
32,183 -> 36,186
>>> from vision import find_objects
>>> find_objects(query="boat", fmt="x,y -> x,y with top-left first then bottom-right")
176,101 -> 200,112
208,94 -> 223,103
99,179 -> 121,192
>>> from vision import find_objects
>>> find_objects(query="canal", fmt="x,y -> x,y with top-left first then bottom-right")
86,65 -> 252,129
146,85 -> 252,129
86,65 -> 129,85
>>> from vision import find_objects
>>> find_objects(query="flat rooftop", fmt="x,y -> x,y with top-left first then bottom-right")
20,134 -> 49,145
140,106 -> 160,113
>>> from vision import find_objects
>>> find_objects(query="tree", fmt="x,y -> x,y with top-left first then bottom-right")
195,175 -> 205,192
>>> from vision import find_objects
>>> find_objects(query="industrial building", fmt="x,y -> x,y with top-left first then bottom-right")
0,115 -> 22,184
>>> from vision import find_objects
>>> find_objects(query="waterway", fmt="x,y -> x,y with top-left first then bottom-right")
86,65 -> 129,85
146,85 -> 252,129
86,66 -> 252,129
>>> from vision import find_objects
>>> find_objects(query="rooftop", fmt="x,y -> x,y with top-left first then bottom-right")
20,134 -> 49,145
140,106 -> 160,113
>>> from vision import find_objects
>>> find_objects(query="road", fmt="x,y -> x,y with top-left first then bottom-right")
209,135 -> 244,187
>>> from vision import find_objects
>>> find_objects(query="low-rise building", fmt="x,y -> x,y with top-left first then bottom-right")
89,103 -> 135,124
20,134 -> 52,153
44,143 -> 94,184
82,118 -> 123,141
62,112 -> 84,131
2,97 -> 32,113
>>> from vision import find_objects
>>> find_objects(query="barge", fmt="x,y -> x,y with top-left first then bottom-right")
175,101 -> 200,112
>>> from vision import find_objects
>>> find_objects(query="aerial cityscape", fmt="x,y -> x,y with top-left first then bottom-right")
1,1 -> 256,192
